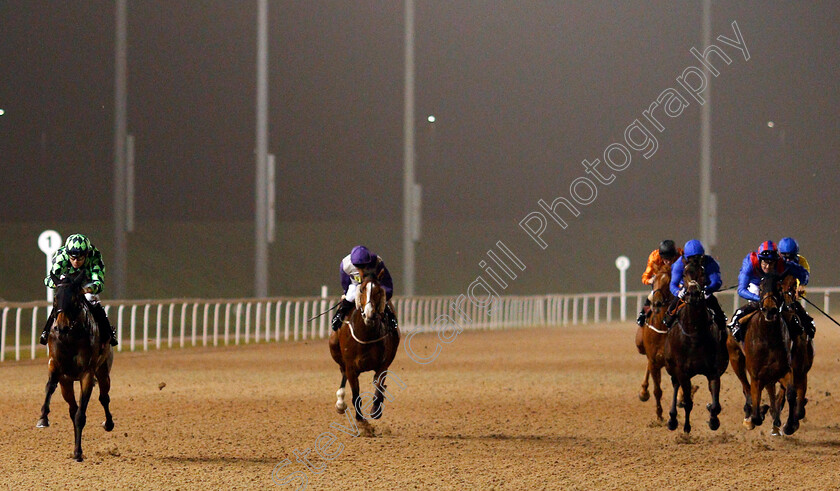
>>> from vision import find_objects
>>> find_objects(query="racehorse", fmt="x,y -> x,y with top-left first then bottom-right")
663,257 -> 728,433
329,272 -> 400,425
776,273 -> 814,432
726,273 -> 799,434
637,271 -> 672,420
36,271 -> 114,462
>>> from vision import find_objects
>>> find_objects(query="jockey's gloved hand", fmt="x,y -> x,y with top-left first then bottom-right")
678,289 -> 686,299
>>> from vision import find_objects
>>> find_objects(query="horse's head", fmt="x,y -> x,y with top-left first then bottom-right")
779,273 -> 798,311
759,273 -> 783,321
52,271 -> 89,334
682,257 -> 706,305
356,275 -> 386,327
650,271 -> 672,311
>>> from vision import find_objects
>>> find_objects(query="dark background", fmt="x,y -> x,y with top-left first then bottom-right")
1,1 -> 838,300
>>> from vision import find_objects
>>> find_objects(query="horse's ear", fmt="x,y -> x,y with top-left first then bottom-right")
50,273 -> 61,286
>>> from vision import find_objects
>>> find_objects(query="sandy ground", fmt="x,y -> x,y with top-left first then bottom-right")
2,318 -> 840,490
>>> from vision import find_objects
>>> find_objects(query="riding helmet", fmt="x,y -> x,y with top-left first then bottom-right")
757,240 -> 779,261
683,239 -> 705,258
65,234 -> 92,257
350,245 -> 376,267
778,237 -> 799,255
658,240 -> 678,260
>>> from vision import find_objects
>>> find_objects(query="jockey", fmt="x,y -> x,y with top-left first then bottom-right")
778,237 -> 815,337
636,239 -> 682,327
728,240 -> 810,342
663,239 -> 726,333
40,234 -> 118,346
331,245 -> 398,331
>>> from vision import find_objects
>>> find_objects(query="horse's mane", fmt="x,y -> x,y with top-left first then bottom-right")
760,272 -> 781,293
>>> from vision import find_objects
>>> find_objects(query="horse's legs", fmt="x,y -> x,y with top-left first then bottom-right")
72,373 -> 96,462
59,380 -> 79,457
728,340 -> 752,423
783,373 -> 800,435
370,369 -> 387,420
96,363 -> 114,432
748,376 -> 765,429
666,374 -> 680,431
679,376 -> 694,434
635,326 -> 645,355
706,376 -> 721,431
347,370 -> 364,422
795,371 -> 808,422
335,374 -> 348,414
639,364 -> 651,402
766,382 -> 782,435
36,370 -> 60,428
651,365 -> 663,421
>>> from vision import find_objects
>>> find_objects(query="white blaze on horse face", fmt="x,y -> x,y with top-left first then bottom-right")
363,282 -> 374,320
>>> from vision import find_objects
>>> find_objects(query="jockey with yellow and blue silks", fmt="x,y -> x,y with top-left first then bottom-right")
778,237 -> 816,338
728,240 -> 810,342
331,246 -> 398,331
662,239 -> 727,333
40,234 -> 118,346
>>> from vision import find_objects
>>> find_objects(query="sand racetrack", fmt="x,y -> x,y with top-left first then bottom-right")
3,319 -> 840,489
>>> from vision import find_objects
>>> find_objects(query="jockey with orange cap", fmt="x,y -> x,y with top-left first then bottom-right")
636,240 -> 682,327
728,240 -> 810,342
331,246 -> 398,332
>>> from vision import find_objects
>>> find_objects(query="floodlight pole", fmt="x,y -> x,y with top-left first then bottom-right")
402,0 -> 416,296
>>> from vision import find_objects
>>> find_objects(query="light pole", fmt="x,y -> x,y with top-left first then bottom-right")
403,0 -> 416,296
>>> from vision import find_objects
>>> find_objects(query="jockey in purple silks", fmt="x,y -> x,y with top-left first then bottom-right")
331,245 -> 398,331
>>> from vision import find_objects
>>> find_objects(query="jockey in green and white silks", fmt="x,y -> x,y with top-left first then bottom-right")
40,234 -> 118,346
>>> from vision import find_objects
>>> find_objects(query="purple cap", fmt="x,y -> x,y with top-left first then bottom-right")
350,246 -> 375,266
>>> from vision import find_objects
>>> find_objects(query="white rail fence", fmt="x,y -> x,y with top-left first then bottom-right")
2,287 -> 838,362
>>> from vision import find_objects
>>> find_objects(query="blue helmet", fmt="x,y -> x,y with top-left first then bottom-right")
757,240 -> 779,261
350,245 -> 375,267
683,239 -> 705,258
778,237 -> 799,255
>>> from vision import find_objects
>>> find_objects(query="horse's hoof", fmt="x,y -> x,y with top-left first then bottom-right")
36,419 -> 49,428
784,422 -> 799,435
73,454 -> 83,462
335,404 -> 346,414
708,417 -> 720,431
639,390 -> 650,402
102,420 -> 114,432
771,426 -> 782,436
743,418 -> 755,430
667,418 -> 678,431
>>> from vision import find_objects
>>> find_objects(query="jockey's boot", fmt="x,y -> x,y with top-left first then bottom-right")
636,309 -> 646,327
728,307 -> 749,343
91,303 -> 118,346
385,305 -> 399,330
331,299 -> 354,331
39,311 -> 56,345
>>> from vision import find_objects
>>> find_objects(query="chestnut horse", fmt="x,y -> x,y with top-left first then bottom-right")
36,271 -> 114,462
663,257 -> 728,433
726,273 -> 799,434
329,273 -> 400,423
637,271 -> 672,420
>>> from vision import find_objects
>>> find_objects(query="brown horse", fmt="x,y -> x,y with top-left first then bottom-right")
776,273 -> 814,431
663,258 -> 728,433
36,271 -> 114,462
637,271 -> 672,420
329,274 -> 400,424
726,273 -> 798,434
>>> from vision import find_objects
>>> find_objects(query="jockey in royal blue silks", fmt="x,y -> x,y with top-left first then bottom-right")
728,240 -> 810,342
663,239 -> 727,333
331,245 -> 398,331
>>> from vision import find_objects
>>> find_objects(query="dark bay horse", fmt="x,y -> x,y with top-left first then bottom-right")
36,271 -> 114,462
663,258 -> 728,433
776,273 -> 814,432
726,273 -> 798,434
329,273 -> 400,424
637,271 -> 672,420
